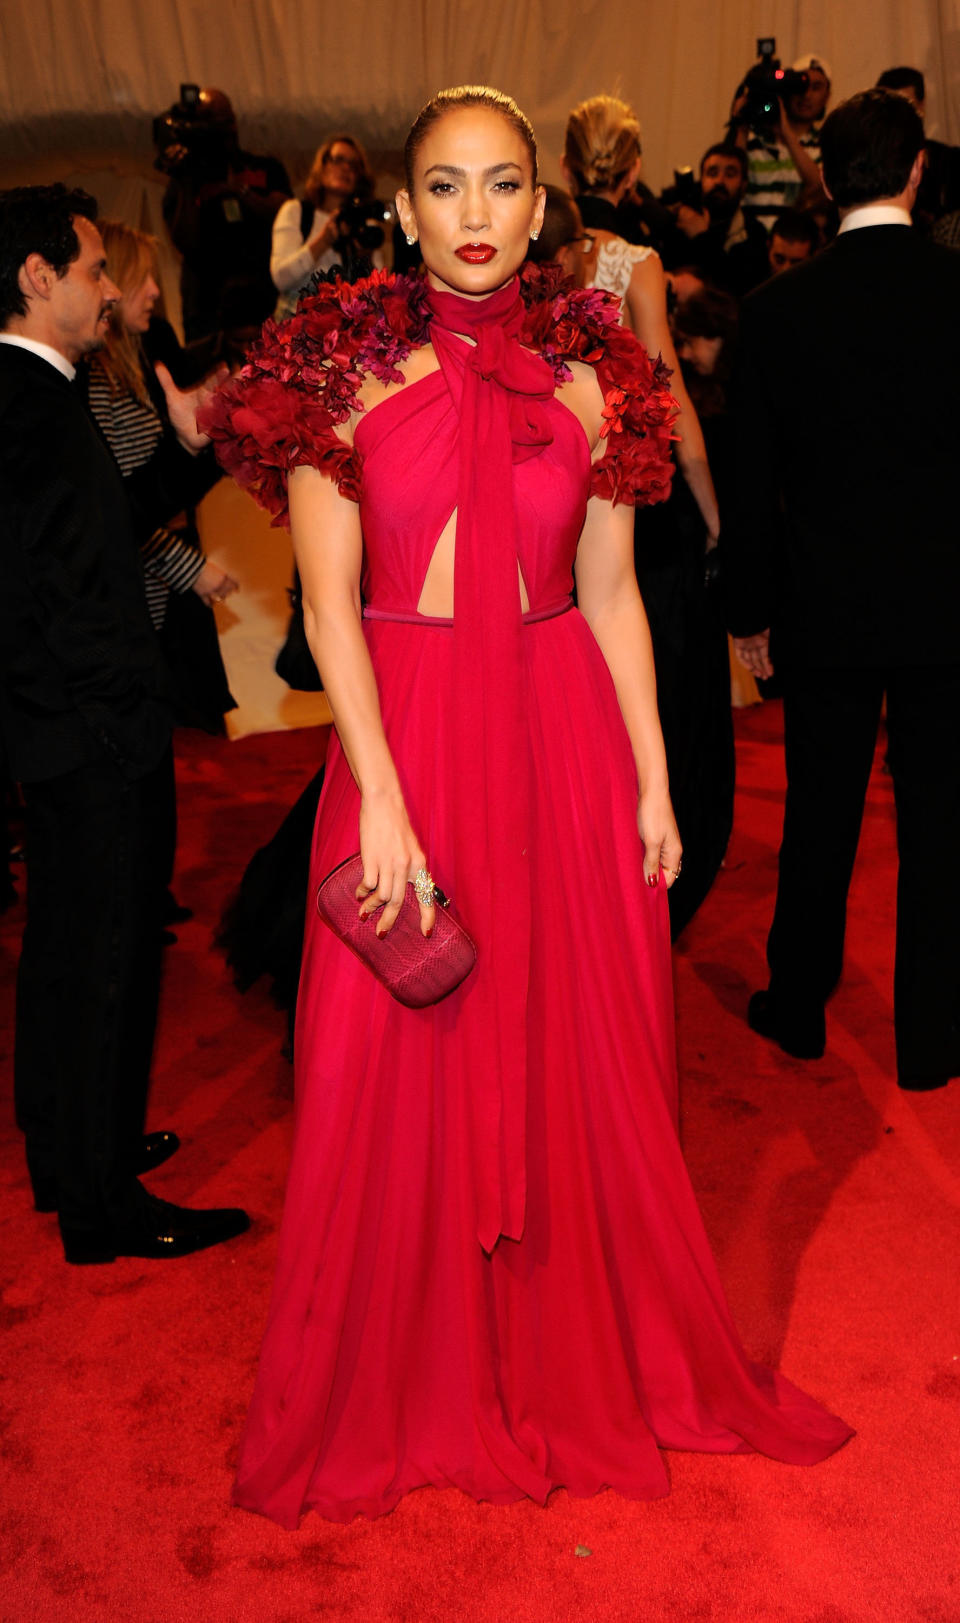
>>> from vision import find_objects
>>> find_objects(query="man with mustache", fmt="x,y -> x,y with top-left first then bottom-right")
0,184 -> 249,1263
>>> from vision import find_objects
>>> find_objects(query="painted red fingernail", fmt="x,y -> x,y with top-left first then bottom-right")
647,872 -> 659,888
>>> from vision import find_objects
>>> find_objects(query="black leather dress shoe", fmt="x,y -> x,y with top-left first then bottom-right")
60,1196 -> 250,1265
32,1132 -> 182,1212
125,1130 -> 181,1175
748,990 -> 826,1061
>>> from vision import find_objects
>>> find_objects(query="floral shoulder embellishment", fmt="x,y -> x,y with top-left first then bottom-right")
250,269 -> 432,420
198,270 -> 431,524
200,260 -> 678,523
518,261 -> 678,508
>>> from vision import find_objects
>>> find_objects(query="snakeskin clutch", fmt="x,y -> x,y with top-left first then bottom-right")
316,853 -> 477,1009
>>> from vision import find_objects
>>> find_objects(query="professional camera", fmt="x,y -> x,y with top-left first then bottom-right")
335,195 -> 392,254
152,83 -> 234,176
733,39 -> 809,138
672,167 -> 702,210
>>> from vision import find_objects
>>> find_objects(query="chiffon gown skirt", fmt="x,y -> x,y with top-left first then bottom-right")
233,346 -> 852,1529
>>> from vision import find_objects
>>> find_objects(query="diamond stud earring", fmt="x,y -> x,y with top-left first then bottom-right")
405,234 -> 416,246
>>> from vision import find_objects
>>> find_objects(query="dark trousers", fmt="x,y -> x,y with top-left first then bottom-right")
767,664 -> 960,1078
15,747 -> 172,1232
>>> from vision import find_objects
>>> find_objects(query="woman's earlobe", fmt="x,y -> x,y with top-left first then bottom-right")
395,189 -> 415,240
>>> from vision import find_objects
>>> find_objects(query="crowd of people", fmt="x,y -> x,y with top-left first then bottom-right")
0,51 -> 958,1532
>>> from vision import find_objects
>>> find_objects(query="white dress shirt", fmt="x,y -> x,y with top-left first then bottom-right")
838,203 -> 912,235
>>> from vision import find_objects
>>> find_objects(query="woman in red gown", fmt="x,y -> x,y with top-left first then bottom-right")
203,86 -> 851,1528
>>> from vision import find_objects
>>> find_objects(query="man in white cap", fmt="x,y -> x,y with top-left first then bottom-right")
731,53 -> 832,233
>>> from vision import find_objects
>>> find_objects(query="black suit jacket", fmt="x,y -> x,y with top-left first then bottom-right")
0,344 -> 210,782
722,225 -> 960,666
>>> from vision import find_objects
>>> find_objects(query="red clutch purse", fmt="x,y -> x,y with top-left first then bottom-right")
316,853 -> 477,1009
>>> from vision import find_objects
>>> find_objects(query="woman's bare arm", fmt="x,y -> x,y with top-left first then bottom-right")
575,492 -> 682,887
289,464 -> 434,935
625,253 -> 720,544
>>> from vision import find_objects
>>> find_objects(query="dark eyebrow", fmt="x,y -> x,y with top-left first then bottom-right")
423,161 -> 524,179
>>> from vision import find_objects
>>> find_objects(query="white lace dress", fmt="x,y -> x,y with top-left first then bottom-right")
589,238 -> 656,334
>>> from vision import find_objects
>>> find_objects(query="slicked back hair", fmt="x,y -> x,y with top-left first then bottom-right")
404,86 -> 538,192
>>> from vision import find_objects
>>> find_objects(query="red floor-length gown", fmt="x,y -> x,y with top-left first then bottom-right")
205,271 -> 851,1528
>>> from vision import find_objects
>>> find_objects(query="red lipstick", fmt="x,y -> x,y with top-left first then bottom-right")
455,244 -> 496,263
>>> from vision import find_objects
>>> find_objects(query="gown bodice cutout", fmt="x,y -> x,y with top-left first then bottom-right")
355,340 -> 592,622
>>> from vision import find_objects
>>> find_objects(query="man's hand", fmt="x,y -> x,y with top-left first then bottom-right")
733,629 -> 773,680
155,361 -> 229,455
675,202 -> 711,238
730,87 -> 749,124
777,98 -> 826,201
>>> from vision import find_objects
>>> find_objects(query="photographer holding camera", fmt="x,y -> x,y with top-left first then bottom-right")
730,48 -> 830,232
663,143 -> 770,296
270,133 -> 385,317
157,86 -> 291,344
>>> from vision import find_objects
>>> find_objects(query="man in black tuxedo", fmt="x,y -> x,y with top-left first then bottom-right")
0,184 -> 249,1260
723,92 -> 960,1090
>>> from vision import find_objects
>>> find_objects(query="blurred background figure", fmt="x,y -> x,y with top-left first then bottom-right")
83,222 -> 237,731
875,67 -> 960,233
766,208 -> 820,273
563,94 -> 732,937
271,132 -> 385,316
525,183 -> 591,285
672,288 -> 758,710
662,142 -> 769,296
730,48 -> 830,231
157,86 -> 291,345
673,288 -> 739,433
666,264 -> 709,307
81,219 -> 237,930
562,94 -> 719,542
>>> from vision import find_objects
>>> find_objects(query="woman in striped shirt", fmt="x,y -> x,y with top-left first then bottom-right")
85,221 -> 237,629
84,221 -> 238,931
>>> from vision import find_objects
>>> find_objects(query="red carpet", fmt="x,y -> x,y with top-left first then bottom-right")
1,706 -> 958,1622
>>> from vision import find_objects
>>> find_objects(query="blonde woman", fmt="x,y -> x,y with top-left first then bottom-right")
563,94 -> 719,542
86,222 -> 236,630
84,221 -> 236,922
564,96 -> 735,936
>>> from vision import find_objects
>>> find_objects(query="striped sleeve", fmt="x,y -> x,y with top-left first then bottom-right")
140,527 -> 206,593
